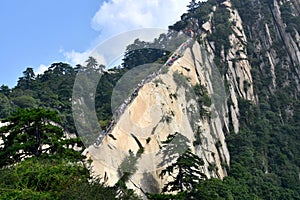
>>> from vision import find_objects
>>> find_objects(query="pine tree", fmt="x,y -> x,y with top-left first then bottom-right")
16,67 -> 35,89
0,108 -> 83,167
187,0 -> 200,13
158,132 -> 207,193
160,148 -> 207,193
86,56 -> 98,68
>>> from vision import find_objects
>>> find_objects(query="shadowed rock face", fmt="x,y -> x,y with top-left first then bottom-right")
86,40 -> 231,193
87,45 -> 251,195
235,0 -> 300,92
86,0 -> 300,197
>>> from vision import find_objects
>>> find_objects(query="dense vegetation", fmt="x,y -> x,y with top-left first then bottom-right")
1,0 -> 300,199
0,108 -> 140,199
0,36 -> 172,199
155,0 -> 300,199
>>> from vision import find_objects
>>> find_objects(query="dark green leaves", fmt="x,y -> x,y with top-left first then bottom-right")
0,108 -> 83,167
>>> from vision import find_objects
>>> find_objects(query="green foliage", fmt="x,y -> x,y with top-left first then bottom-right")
280,2 -> 300,35
117,138 -> 145,182
117,150 -> 138,182
193,126 -> 202,146
122,38 -> 170,69
226,2 -> 300,196
207,4 -> 232,57
149,0 -> 300,199
4,63 -> 77,133
0,157 -> 120,200
0,93 -> 11,119
95,68 -> 127,122
115,151 -> 143,199
0,61 -> 126,134
188,178 -> 234,200
158,133 -> 206,193
0,85 -> 11,96
160,148 -> 206,193
0,158 -> 88,193
225,94 -> 300,199
16,67 -> 35,90
11,95 -> 39,108
172,71 -> 190,91
0,107 -> 134,199
0,108 -> 84,167
158,133 -> 190,171
231,0 -> 259,26
1,0 -> 300,198
85,56 -> 99,69
193,83 -> 211,117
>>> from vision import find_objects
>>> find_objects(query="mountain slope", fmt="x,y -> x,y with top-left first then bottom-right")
86,0 -> 300,198
1,0 -> 299,199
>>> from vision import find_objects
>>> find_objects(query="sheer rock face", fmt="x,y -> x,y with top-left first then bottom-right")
87,43 -> 231,194
205,0 -> 256,134
86,0 -> 300,197
87,42 -> 252,197
274,0 -> 300,91
244,0 -> 300,92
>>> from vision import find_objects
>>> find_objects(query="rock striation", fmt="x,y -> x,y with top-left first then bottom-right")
85,0 -> 300,197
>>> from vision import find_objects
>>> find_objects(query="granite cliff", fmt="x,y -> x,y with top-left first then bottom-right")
85,0 -> 300,197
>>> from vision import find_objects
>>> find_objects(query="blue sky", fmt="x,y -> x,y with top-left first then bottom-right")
0,0 -> 190,87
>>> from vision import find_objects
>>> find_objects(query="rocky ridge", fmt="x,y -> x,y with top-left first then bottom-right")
86,2 -> 255,193
86,0 -> 300,197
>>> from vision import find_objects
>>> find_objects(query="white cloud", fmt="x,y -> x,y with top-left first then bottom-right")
63,50 -> 92,66
35,64 -> 48,75
62,0 -> 191,66
91,0 -> 190,40
63,49 -> 106,66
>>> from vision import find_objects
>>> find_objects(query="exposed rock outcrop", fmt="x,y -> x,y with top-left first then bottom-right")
84,0 -> 261,197
87,41 -> 231,195
85,0 -> 300,197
